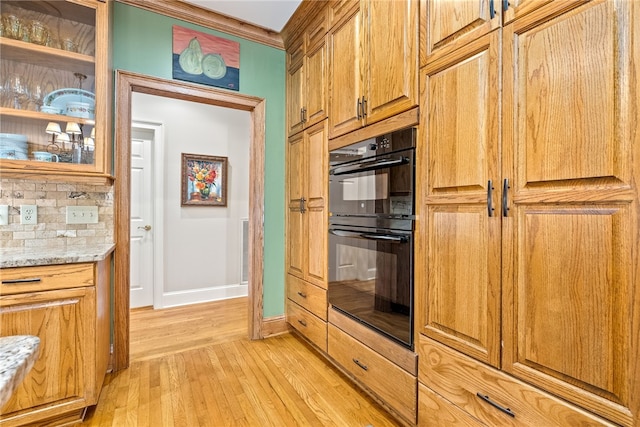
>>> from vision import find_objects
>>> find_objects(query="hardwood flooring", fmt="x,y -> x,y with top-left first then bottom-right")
81,297 -> 401,426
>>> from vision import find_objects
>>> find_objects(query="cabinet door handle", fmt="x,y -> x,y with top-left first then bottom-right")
352,358 -> 368,371
303,107 -> 307,123
2,278 -> 42,284
502,178 -> 510,217
297,319 -> 307,327
297,291 -> 307,298
487,180 -> 495,217
476,393 -> 515,417
357,98 -> 362,119
361,96 -> 367,117
490,0 -> 496,18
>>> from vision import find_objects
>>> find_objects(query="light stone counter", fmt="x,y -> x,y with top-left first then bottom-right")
0,335 -> 40,407
0,244 -> 115,269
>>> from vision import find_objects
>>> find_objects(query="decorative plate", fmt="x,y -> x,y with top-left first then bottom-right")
43,88 -> 95,111
202,53 -> 227,79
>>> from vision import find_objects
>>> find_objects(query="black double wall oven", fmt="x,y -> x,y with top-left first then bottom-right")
328,127 -> 415,349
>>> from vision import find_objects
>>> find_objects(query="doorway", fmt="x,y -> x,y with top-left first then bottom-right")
113,70 -> 266,371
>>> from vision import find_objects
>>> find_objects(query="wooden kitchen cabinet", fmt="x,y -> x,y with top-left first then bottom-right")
416,1 -> 640,426
0,259 -> 111,426
419,29 -> 502,368
421,0 -> 496,67
286,120 -> 328,289
0,0 -> 111,183
420,0 -> 559,66
286,9 -> 328,136
286,120 -> 329,350
328,0 -> 418,139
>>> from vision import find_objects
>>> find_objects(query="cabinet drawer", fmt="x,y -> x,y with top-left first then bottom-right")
418,336 -> 614,426
287,299 -> 327,352
0,263 -> 94,295
287,275 -> 327,320
328,324 -> 416,423
418,383 -> 484,427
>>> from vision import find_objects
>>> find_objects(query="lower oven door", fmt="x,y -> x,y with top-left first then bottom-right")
328,225 -> 413,349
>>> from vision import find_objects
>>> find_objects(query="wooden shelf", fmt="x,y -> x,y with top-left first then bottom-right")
0,107 -> 95,126
0,37 -> 95,76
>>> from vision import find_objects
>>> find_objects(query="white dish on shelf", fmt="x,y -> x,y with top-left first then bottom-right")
0,134 -> 28,160
0,133 -> 28,142
66,101 -> 95,119
43,88 -> 95,119
41,105 -> 63,115
0,150 -> 28,160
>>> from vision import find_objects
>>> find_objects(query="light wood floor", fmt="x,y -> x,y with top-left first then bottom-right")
81,297 -> 401,426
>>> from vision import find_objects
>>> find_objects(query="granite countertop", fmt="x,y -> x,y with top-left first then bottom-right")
0,243 -> 115,268
0,335 -> 40,407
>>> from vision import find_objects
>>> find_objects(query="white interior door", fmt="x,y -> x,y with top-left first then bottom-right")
130,128 -> 154,308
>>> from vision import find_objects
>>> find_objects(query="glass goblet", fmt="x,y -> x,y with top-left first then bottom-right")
6,74 -> 29,110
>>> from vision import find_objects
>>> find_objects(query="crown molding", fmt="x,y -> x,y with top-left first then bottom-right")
116,0 -> 285,49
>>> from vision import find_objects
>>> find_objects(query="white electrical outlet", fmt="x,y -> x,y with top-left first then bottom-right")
20,205 -> 37,225
0,205 -> 8,225
66,206 -> 99,224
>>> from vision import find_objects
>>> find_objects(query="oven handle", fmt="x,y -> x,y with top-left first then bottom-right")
329,228 -> 409,243
330,156 -> 409,176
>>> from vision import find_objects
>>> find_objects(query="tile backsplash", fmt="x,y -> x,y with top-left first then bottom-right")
0,179 -> 114,249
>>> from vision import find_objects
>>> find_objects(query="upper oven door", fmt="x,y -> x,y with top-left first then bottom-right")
329,127 -> 416,219
329,147 -> 415,218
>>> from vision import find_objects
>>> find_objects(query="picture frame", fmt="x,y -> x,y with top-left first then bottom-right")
181,153 -> 228,207
172,25 -> 240,91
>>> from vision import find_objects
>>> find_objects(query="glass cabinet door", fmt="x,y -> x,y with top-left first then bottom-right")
0,0 -> 109,179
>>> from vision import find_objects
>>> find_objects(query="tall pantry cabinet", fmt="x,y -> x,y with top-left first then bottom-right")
286,120 -> 329,351
416,1 -> 640,426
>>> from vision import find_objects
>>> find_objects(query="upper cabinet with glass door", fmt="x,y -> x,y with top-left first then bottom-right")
0,0 -> 111,183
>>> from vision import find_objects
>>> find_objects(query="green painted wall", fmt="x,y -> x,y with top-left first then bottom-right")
112,3 -> 285,317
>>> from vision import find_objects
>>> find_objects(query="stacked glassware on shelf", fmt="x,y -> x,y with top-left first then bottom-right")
1,12 -> 77,51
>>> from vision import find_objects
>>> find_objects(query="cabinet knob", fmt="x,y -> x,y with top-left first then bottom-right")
138,225 -> 152,231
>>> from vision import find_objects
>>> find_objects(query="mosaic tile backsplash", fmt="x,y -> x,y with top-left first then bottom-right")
0,179 -> 114,249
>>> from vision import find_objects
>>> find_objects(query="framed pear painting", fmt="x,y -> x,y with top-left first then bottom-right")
172,25 -> 240,91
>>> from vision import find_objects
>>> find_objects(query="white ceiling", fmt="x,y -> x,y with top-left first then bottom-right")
181,0 -> 303,32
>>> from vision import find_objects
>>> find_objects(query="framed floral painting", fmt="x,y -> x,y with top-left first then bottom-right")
181,153 -> 228,206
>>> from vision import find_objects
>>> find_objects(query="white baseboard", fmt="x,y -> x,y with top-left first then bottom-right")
159,283 -> 248,308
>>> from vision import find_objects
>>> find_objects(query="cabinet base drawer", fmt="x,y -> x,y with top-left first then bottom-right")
286,299 -> 327,352
328,324 -> 416,423
286,275 -> 327,320
418,383 -> 484,427
418,336 -> 614,426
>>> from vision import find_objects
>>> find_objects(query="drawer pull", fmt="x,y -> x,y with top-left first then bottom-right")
352,358 -> 368,371
297,291 -> 307,298
2,278 -> 42,284
297,319 -> 307,327
476,393 -> 515,417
